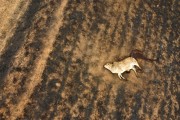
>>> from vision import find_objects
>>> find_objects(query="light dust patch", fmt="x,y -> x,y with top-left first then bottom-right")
90,44 -> 143,92
73,3 -> 146,93
85,31 -> 120,82
72,33 -> 88,61
76,28 -> 145,94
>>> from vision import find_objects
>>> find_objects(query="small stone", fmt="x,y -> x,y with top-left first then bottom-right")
55,83 -> 61,87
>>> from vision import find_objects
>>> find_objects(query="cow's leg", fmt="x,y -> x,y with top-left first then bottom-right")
132,67 -> 137,75
118,73 -> 123,79
118,73 -> 125,79
121,74 -> 125,79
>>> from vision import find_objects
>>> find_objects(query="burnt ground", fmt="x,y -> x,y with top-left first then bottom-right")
0,0 -> 179,120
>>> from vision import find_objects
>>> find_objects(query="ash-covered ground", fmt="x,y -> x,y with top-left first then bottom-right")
0,0 -> 179,119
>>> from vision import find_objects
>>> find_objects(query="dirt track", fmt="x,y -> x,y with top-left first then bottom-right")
0,0 -> 179,119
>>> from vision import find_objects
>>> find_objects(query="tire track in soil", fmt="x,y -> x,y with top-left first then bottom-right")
0,0 -> 40,85
0,1 -> 44,118
0,1 -> 59,118
9,0 -> 68,119
0,0 -> 31,56
21,1 -> 107,118
22,1 -> 88,119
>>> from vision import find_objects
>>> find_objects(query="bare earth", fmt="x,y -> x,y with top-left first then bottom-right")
0,0 -> 179,120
